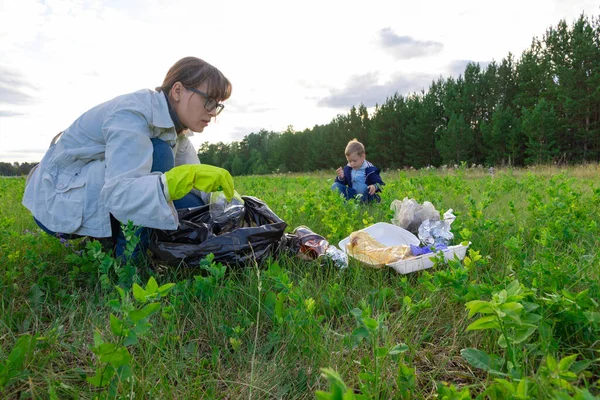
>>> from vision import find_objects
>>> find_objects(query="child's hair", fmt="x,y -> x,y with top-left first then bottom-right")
345,139 -> 365,156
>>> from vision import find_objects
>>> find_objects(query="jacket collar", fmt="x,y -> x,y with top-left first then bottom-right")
150,89 -> 185,132
162,91 -> 187,133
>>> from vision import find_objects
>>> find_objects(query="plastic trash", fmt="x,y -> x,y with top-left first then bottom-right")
290,226 -> 347,269
418,209 -> 456,247
208,191 -> 245,234
294,226 -> 329,259
409,243 -> 449,256
324,245 -> 348,269
150,196 -> 287,266
391,197 -> 440,233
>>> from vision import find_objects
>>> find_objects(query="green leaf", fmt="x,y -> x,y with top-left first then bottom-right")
558,354 -> 578,372
516,378 -> 529,396
497,289 -> 508,304
7,335 -> 35,369
571,359 -> 592,374
467,315 -> 499,331
96,343 -> 117,355
546,355 -> 558,370
520,313 -> 542,325
146,277 -> 158,295
358,372 -> 375,382
505,280 -> 521,297
499,303 -> 524,324
352,327 -> 370,340
129,302 -> 160,322
375,347 -> 388,358
116,365 -> 133,382
6,348 -> 23,369
109,314 -> 124,336
584,311 -> 600,323
465,300 -> 494,317
388,343 -> 409,355
157,283 -> 175,297
86,365 -> 115,387
511,325 -> 538,344
264,291 -> 276,311
98,346 -> 131,368
499,302 -> 523,313
362,317 -> 378,331
132,283 -> 147,302
132,321 -> 152,335
275,292 -> 286,322
114,286 -> 125,302
460,348 -> 506,375
123,330 -> 138,346
522,301 -> 539,312
92,330 -> 104,349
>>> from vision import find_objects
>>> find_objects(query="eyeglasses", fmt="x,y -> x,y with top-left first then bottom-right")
185,86 -> 225,115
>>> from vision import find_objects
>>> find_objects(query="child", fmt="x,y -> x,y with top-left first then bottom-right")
331,139 -> 384,203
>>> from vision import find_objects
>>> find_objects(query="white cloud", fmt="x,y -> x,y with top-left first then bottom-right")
0,0 -> 597,162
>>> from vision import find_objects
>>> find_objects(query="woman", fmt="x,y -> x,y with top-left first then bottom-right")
23,56 -> 234,258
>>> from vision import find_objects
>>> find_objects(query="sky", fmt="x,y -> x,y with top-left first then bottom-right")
0,0 -> 598,163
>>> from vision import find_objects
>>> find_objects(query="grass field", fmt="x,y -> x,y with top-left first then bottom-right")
1,165 -> 599,399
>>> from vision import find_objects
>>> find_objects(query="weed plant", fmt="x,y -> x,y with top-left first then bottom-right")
1,165 -> 599,399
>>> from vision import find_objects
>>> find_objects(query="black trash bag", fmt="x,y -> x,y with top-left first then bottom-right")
149,196 -> 287,266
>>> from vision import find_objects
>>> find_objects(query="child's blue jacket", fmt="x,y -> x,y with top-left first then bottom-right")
334,161 -> 385,192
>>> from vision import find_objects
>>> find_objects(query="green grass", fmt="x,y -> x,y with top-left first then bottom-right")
1,165 -> 600,399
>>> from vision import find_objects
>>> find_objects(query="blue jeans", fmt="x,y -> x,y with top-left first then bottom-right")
34,138 -> 205,259
331,181 -> 380,203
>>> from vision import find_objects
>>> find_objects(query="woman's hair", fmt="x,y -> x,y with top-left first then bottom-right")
345,138 -> 365,156
156,57 -> 232,101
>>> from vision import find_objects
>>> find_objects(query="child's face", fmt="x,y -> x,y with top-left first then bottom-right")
346,152 -> 366,170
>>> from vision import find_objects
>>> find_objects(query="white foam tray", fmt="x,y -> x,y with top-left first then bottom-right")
338,222 -> 470,274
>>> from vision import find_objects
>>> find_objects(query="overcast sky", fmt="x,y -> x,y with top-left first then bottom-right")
0,0 -> 597,163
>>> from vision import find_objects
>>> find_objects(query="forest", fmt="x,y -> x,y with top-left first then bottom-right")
198,14 -> 600,175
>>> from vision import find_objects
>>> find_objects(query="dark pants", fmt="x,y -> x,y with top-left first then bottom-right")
331,181 -> 380,203
34,138 -> 205,259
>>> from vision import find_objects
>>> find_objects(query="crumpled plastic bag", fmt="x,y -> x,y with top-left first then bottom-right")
418,209 -> 456,247
208,191 -> 245,234
391,197 -> 440,233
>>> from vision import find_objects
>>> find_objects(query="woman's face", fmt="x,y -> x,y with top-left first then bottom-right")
172,82 -> 222,133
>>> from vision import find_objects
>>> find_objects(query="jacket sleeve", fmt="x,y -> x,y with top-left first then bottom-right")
100,107 -> 178,229
335,165 -> 352,186
368,168 -> 385,192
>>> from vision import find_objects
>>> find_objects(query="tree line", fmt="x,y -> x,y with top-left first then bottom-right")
0,162 -> 37,177
199,13 -> 600,175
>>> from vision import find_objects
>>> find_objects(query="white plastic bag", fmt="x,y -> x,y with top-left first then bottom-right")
390,197 -> 440,233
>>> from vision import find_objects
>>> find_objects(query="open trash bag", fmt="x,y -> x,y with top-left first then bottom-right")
150,195 -> 287,266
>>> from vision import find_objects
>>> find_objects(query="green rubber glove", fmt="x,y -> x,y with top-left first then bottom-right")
164,164 -> 234,201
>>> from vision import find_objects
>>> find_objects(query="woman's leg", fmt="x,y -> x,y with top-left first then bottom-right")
113,138 -> 176,260
33,217 -> 81,240
173,192 -> 206,209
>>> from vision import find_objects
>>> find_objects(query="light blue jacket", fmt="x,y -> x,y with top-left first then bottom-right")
22,89 -> 200,237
